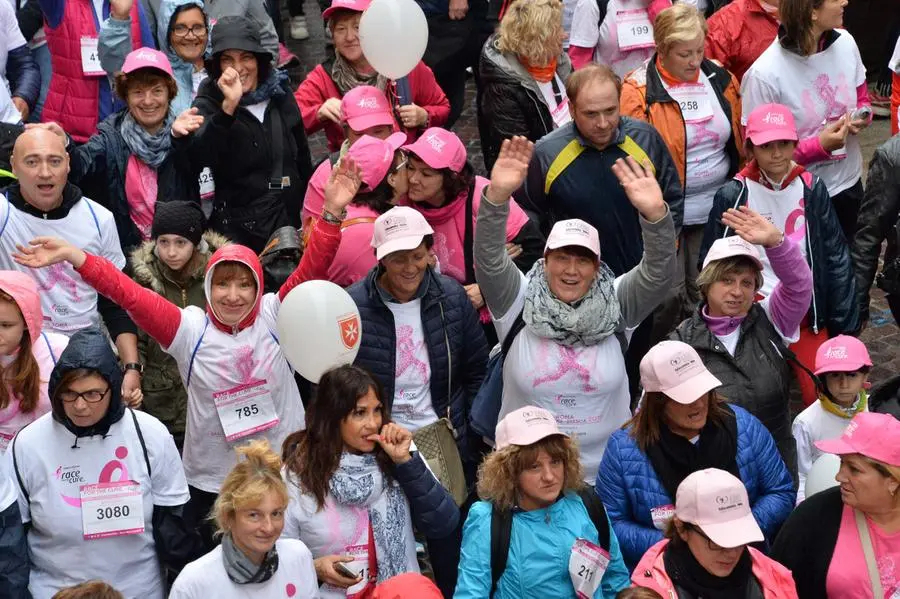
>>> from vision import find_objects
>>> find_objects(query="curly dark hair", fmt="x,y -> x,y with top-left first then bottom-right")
113,68 -> 177,103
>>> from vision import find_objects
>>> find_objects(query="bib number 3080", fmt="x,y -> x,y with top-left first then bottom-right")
569,538 -> 610,599
80,481 -> 145,540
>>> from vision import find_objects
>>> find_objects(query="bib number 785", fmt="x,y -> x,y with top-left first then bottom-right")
235,404 -> 260,419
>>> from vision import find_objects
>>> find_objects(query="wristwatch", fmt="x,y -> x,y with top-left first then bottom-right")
123,362 -> 144,375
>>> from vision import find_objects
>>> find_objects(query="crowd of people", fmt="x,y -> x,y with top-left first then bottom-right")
0,0 -> 899,596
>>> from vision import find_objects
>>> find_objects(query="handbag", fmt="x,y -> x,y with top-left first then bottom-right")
855,508 -> 885,597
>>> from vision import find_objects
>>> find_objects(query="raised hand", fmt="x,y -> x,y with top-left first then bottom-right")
611,156 -> 667,222
323,156 -> 363,217
12,237 -> 86,269
172,107 -> 204,138
368,422 -> 412,465
218,67 -> 243,115
720,206 -> 784,248
109,0 -> 134,19
486,136 -> 533,205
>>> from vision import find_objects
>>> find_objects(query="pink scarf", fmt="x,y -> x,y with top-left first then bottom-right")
124,155 -> 158,241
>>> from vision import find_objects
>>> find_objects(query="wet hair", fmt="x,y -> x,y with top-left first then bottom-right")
166,3 -> 209,52
781,0 -> 826,55
627,391 -> 730,452
213,439 -> 289,534
653,3 -> 708,57
0,292 -> 40,414
565,63 -> 622,107
211,262 -> 257,288
51,581 -> 124,599
696,255 -> 764,300
113,68 -> 177,103
281,365 -> 394,509
496,0 -> 564,66
476,434 -> 583,511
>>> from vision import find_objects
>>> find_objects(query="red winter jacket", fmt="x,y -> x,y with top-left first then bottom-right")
373,573 -> 443,599
705,0 -> 779,82
294,58 -> 450,153
42,0 -> 144,142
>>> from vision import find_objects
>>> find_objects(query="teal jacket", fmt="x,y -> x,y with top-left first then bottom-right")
455,492 -> 630,598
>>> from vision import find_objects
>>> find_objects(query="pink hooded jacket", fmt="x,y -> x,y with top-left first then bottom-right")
631,540 -> 799,599
0,272 -> 69,452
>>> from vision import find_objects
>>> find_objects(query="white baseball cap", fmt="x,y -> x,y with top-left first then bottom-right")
676,468 -> 764,548
544,219 -> 601,257
370,206 -> 434,260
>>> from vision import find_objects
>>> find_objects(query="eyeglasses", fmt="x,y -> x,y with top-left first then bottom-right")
172,24 -> 207,38
688,524 -> 743,554
59,387 -> 111,403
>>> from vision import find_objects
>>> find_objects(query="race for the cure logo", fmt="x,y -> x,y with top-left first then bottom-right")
825,346 -> 849,360
56,465 -> 85,484
844,420 -> 859,438
714,493 -> 744,513
424,133 -> 445,153
357,97 -> 380,110
761,111 -> 786,126
133,49 -> 158,63
381,215 -> 407,235
58,446 -> 133,507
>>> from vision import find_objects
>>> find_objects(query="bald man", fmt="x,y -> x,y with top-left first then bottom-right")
4,128 -> 143,403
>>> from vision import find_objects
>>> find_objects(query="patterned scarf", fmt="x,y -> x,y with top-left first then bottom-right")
331,53 -> 388,96
329,452 -> 413,582
220,532 -> 280,584
240,69 -> 289,106
119,109 -> 175,168
522,259 -> 621,347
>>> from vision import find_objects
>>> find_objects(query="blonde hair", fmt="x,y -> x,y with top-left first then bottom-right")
496,0 -> 563,66
653,3 -> 708,57
476,435 -> 583,511
213,440 -> 289,534
862,456 -> 900,487
695,255 -> 763,300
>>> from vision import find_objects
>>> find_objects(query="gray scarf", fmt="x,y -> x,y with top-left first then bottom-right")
331,52 -> 388,96
221,532 -> 279,584
523,259 -> 621,346
119,109 -> 175,169
329,452 -> 412,582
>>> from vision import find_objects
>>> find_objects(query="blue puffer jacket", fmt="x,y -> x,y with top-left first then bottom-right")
395,452 -> 461,538
347,267 -> 489,462
596,404 -> 795,570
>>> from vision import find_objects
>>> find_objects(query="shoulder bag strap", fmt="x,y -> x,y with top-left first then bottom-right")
10,433 -> 29,504
130,408 -> 152,480
501,310 -> 527,357
268,107 -> 287,190
490,504 -> 513,597
463,182 -> 476,285
855,508 -> 884,597
577,488 -> 611,551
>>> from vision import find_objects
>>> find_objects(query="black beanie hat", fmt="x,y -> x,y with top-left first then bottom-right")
151,201 -> 204,245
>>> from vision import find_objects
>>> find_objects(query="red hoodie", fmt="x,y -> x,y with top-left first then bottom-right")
373,573 -> 443,599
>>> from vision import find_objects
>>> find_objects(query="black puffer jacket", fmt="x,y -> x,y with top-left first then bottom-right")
477,34 -> 572,172
347,267 -> 489,463
670,304 -> 796,476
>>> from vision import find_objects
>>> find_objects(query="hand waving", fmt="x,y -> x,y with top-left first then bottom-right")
12,237 -> 86,269
720,206 -> 784,248
611,157 -> 667,222
323,156 -> 363,218
368,422 -> 412,465
486,136 -> 533,204
109,0 -> 133,19
172,107 -> 204,138
218,67 -> 243,115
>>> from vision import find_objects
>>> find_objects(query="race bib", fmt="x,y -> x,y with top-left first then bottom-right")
0,432 -> 12,454
668,83 -> 714,123
345,543 -> 372,597
551,98 -> 572,129
213,379 -> 279,442
80,37 -> 104,77
569,538 -> 610,599
80,481 -> 145,540
651,504 -> 675,531
616,10 -> 654,51
198,167 -> 215,199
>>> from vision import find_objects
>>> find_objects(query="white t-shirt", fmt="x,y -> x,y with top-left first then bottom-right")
891,37 -> 900,74
165,296 -> 305,493
4,410 -> 189,599
170,539 -> 319,599
246,100 -> 269,124
536,75 -> 572,129
0,195 -> 126,335
495,274 -> 630,483
569,0 -> 656,78
0,447 -> 16,511
0,0 -> 27,124
663,73 -> 732,225
191,69 -> 207,98
746,177 -> 809,298
741,30 -> 867,196
385,299 -> 439,433
792,399 -> 863,502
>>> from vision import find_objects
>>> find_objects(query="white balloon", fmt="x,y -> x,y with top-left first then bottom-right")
276,280 -> 362,383
359,0 -> 429,79
805,453 -> 841,499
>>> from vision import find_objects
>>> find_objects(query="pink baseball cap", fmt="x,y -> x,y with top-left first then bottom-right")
122,47 -> 174,78
342,86 -> 395,132
495,407 -> 567,450
745,103 -> 798,146
545,219 -> 601,257
322,0 -> 372,20
371,206 -> 434,260
640,340 -> 722,404
675,469 -> 764,548
701,236 -> 763,270
815,412 -> 900,467
402,128 -> 467,173
814,335 -> 873,375
347,132 -> 406,191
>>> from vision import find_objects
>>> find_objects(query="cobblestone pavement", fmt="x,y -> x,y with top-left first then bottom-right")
283,4 -> 900,388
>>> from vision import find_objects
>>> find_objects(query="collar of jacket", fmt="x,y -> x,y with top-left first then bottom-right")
643,55 -> 730,105
777,24 -> 840,55
367,265 -> 442,308
737,159 -> 806,189
481,35 -> 572,100
6,182 -> 85,220
572,118 -> 629,151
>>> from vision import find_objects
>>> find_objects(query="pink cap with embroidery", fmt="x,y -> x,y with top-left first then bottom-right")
495,407 -> 567,450
402,128 -> 467,173
745,103 -> 798,146
815,412 -> 900,467
814,335 -> 872,375
322,0 -> 372,19
675,468 -> 765,548
342,86 -> 394,132
121,47 -> 174,78
640,340 -> 722,404
702,236 -> 763,270
347,132 -> 406,191
371,206 -> 434,260
545,219 -> 601,257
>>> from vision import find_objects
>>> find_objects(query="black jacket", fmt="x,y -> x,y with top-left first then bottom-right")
700,170 -> 860,335
851,134 -> 900,321
477,34 -> 572,172
179,76 -> 313,253
6,46 -> 40,110
670,304 -> 797,475
68,110 -> 200,254
770,486 -> 843,599
347,268 -> 489,462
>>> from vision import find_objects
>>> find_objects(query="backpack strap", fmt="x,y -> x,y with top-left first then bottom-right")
341,216 -> 377,229
544,139 -> 586,195
129,408 -> 152,479
595,0 -> 610,27
490,504 -> 514,597
463,182 -> 476,285
501,310 -> 527,357
577,488 -> 611,551
10,433 -> 28,504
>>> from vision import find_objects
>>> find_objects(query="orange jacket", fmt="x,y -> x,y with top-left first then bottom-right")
620,57 -> 744,189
